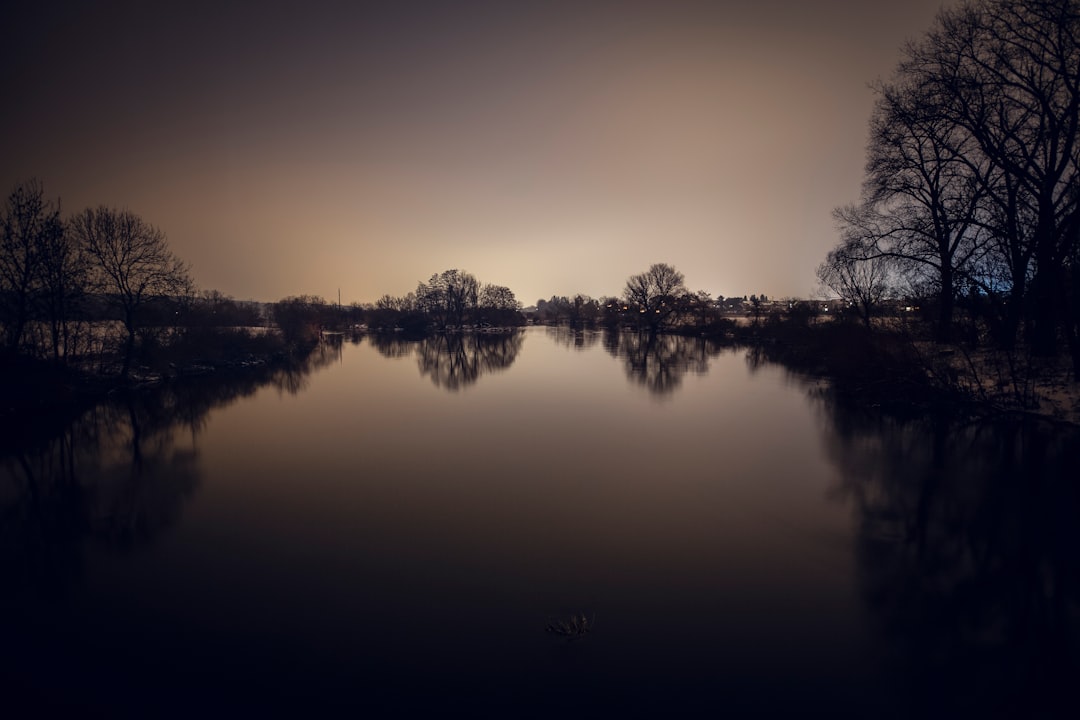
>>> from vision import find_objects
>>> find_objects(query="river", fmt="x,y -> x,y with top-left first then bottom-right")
2,327 -> 1077,718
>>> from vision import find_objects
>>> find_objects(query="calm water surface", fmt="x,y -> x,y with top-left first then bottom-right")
3,327 -> 1077,717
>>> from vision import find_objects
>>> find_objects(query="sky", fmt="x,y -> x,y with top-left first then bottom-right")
1,0 -> 956,306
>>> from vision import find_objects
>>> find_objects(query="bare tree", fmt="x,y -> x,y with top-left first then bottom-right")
817,236 -> 893,328
623,262 -> 687,332
37,209 -> 89,362
902,0 -> 1080,353
72,206 -> 193,377
679,290 -> 719,329
416,269 -> 479,330
0,179 -> 65,351
857,75 -> 989,341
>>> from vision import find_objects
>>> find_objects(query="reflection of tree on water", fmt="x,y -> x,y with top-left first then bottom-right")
604,330 -> 721,396
819,398 -> 1080,718
546,326 -> 601,351
269,335 -> 345,396
1,401 -> 199,605
91,401 -> 200,548
368,333 -> 417,359
416,331 -> 524,391
743,343 -> 769,375
0,352 -> 330,601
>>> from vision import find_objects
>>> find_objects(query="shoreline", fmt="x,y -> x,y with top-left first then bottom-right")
0,341 -> 316,448
5,321 -> 1078,441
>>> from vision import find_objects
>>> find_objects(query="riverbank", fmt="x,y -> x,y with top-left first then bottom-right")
8,319 -> 1079,436
720,318 -> 1080,426
0,329 -> 320,444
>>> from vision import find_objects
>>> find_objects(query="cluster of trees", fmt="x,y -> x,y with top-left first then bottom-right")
0,179 -> 298,381
626,264 -> 753,331
1,180 -> 527,382
534,263 -> 732,333
819,0 -> 1080,368
368,268 -> 524,332
535,294 -> 605,326
1,180 -> 195,376
269,295 -> 339,348
534,289 -> 769,328
187,290 -> 263,329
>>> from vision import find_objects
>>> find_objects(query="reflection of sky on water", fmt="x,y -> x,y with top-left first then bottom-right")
1,327 -> 1076,716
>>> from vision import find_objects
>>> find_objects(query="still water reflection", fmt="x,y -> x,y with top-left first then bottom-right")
369,330 -> 524,391
822,402 -> 1079,719
2,327 -> 1077,717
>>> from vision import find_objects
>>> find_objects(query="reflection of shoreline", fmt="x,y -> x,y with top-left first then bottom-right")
1,335 -> 347,454
546,326 -> 602,351
0,342 -> 338,601
815,393 -> 1080,719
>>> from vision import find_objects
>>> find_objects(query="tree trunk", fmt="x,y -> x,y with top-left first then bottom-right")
1029,266 -> 1060,357
5,292 -> 29,350
1029,207 -> 1061,356
936,266 -> 954,343
50,320 -> 60,362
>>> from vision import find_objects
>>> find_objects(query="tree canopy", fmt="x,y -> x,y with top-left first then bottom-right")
622,262 -> 687,331
825,0 -> 1080,360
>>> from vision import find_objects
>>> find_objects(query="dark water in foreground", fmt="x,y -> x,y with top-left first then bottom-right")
2,328 -> 1078,718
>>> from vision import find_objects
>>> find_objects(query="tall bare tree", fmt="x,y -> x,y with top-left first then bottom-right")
856,75 -> 989,340
0,179 -> 64,351
903,0 -> 1080,353
72,206 -> 193,377
37,210 -> 88,362
817,233 -> 893,328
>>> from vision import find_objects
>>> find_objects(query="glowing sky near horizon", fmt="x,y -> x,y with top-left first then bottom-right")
1,0 -> 955,305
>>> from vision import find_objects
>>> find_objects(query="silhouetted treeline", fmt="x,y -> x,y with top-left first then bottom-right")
0,181 -> 198,377
533,263 -> 753,334
0,180 -> 300,383
820,0 -> 1080,371
0,178 -> 537,413
361,268 -> 525,333
0,177 -> 792,388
